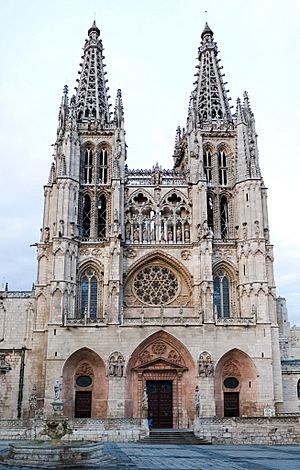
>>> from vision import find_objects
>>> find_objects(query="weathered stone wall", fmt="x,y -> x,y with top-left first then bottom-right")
0,418 -> 148,442
194,416 -> 300,444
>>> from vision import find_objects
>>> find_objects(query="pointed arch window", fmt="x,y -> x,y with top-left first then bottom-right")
82,194 -> 91,238
97,194 -> 107,239
80,269 -> 99,318
99,148 -> 108,184
220,196 -> 229,239
214,270 -> 230,318
84,148 -> 93,184
218,150 -> 227,185
204,149 -> 212,183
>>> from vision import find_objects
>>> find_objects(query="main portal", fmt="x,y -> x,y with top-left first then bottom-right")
147,380 -> 173,428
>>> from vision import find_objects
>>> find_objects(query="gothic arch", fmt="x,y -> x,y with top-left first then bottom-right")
203,141 -> 216,153
62,347 -> 108,418
125,251 -> 192,288
214,348 -> 258,417
124,251 -> 193,308
125,331 -> 196,428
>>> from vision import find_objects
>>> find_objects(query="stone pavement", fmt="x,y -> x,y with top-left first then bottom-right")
1,441 -> 300,469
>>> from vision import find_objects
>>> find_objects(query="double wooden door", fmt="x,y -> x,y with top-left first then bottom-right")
147,380 -> 173,428
75,391 -> 92,418
224,392 -> 239,417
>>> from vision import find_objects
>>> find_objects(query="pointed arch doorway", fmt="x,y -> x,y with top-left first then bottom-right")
126,331 -> 195,429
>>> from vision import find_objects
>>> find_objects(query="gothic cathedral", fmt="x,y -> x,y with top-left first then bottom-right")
1,22 -> 299,427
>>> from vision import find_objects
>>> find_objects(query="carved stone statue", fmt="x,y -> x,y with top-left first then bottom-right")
198,352 -> 214,377
44,227 -> 50,243
202,220 -> 209,237
54,380 -> 62,401
109,352 -> 125,377
194,385 -> 200,417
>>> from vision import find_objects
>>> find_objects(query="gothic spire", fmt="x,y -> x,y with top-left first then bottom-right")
75,21 -> 111,124
193,23 -> 232,128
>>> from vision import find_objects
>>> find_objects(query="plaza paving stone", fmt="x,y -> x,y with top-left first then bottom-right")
0,441 -> 300,469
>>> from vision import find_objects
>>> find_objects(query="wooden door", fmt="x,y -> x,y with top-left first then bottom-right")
75,391 -> 92,418
224,392 -> 239,417
147,380 -> 173,428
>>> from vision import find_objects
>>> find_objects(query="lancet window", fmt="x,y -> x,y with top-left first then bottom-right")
218,150 -> 228,185
297,379 -> 300,399
79,268 -> 101,318
82,194 -> 91,238
84,147 -> 93,184
220,196 -> 228,239
98,148 -> 108,184
213,270 -> 230,318
207,194 -> 214,231
80,192 -> 108,241
81,144 -> 110,186
125,191 -> 191,244
204,149 -> 212,184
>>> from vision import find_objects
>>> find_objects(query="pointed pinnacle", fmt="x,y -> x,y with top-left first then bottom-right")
88,20 -> 100,38
201,22 -> 213,39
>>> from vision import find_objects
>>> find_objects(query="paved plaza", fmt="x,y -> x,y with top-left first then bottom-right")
0,441 -> 300,469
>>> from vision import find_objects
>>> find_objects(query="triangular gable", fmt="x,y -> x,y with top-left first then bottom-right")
132,356 -> 187,372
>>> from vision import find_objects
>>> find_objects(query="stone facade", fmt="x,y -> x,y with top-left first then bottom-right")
0,21 -> 299,428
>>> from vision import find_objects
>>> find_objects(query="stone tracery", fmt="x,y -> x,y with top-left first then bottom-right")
124,190 -> 191,244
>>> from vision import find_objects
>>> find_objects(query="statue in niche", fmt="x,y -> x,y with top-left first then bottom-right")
58,220 -> 64,237
242,223 -> 248,239
125,224 -> 131,241
184,224 -> 190,242
167,229 -> 173,241
142,226 -> 148,242
133,226 -> 139,241
202,220 -> 209,238
254,220 -> 260,237
108,352 -> 125,377
44,227 -> 50,243
176,227 -> 182,241
198,351 -> 214,377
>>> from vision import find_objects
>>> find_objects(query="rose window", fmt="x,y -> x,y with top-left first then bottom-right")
133,265 -> 179,305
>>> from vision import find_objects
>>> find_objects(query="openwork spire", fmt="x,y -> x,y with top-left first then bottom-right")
75,21 -> 111,124
193,23 -> 232,128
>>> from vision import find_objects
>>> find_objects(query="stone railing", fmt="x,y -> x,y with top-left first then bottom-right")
214,316 -> 256,327
65,317 -> 107,326
122,316 -> 202,327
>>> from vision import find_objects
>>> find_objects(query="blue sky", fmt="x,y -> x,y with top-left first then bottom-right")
0,0 -> 299,324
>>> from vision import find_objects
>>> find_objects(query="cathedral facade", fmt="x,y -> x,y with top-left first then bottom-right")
0,22 -> 299,427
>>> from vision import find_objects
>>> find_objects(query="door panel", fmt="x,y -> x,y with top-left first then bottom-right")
224,392 -> 239,417
147,380 -> 173,428
75,390 -> 92,418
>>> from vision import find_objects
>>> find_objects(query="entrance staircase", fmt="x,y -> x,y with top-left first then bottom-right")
140,429 -> 211,445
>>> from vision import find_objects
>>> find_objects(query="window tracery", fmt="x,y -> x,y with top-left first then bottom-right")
78,268 -> 102,318
133,265 -> 179,306
213,270 -> 230,318
203,149 -> 212,183
125,190 -> 191,244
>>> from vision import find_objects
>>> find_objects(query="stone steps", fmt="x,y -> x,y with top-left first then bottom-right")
140,429 -> 211,445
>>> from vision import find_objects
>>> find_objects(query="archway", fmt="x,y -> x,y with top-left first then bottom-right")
62,347 -> 108,418
214,348 -> 258,417
125,331 -> 196,428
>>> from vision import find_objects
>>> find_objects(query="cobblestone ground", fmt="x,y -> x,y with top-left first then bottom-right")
1,441 -> 300,469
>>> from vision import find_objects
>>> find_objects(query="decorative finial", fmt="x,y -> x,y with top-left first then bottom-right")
201,22 -> 213,39
88,20 -> 100,38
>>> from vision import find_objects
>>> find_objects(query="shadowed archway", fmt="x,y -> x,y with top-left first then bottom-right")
125,331 -> 196,428
62,347 -> 108,418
